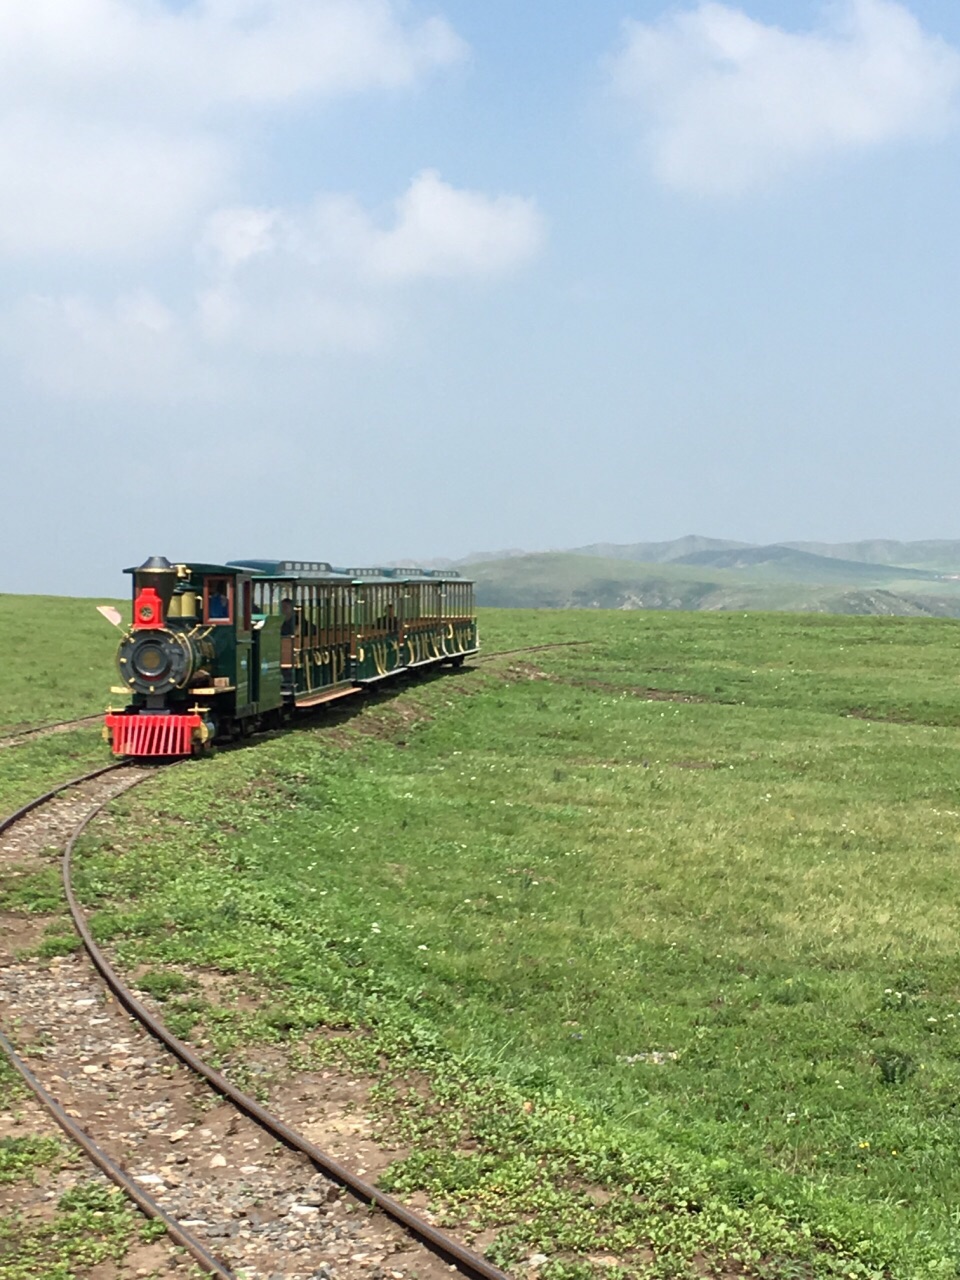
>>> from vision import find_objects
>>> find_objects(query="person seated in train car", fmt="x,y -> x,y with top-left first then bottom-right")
280,598 -> 295,637
207,580 -> 231,620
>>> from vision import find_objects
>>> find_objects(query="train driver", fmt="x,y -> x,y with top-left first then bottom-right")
208,581 -> 230,620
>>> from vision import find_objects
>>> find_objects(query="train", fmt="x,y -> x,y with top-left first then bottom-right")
104,556 -> 478,758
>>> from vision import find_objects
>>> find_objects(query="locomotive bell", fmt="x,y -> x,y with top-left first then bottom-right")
134,556 -> 177,614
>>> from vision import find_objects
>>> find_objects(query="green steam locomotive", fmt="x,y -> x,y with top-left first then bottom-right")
104,556 -> 478,758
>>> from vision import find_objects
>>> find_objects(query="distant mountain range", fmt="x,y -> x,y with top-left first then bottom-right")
413,537 -> 960,615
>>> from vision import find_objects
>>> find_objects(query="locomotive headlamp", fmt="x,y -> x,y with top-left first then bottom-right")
133,641 -> 169,679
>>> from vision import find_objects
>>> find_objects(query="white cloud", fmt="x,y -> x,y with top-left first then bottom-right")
202,171 -> 545,284
0,0 -> 466,112
11,172 -> 545,395
367,170 -> 545,280
608,0 -> 960,195
197,171 -> 545,351
0,114 -> 226,258
199,208 -> 284,272
0,0 -> 466,257
0,6 -> 542,397
7,292 -> 217,401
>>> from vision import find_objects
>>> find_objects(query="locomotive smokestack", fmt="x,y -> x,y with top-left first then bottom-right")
134,555 -> 177,615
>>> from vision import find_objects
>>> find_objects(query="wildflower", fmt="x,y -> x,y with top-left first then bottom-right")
418,945 -> 428,951
858,1141 -> 870,1149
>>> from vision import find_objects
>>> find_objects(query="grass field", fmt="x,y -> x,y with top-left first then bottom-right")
0,594 -> 127,734
0,594 -> 129,818
26,608 -> 953,1279
4,603 -> 960,1273
0,593 -> 128,814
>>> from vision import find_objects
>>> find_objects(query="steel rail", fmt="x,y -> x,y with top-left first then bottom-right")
0,762 -> 128,837
0,1026 -> 237,1280
0,714 -> 103,747
0,647 -> 578,1276
63,801 -> 514,1280
0,764 -> 237,1280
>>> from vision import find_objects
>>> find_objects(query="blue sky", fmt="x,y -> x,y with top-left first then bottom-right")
4,0 -> 960,595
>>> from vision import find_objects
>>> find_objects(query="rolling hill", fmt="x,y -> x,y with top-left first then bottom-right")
780,539 -> 960,572
562,535 -> 751,564
562,536 -> 960,575
667,544 -> 941,584
467,548 -> 960,615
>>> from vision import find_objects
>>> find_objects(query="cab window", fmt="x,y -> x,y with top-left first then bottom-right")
204,578 -> 233,624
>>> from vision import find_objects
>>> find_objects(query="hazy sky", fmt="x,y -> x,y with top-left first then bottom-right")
4,0 -> 960,595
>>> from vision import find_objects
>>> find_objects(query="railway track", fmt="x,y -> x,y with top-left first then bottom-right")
0,644 -> 590,1270
0,767 -> 512,1280
0,642 -> 588,753
0,714 -> 104,749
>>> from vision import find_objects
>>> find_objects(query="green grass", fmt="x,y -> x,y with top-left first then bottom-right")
483,608 -> 960,725
0,1131 -> 161,1280
0,1059 -> 25,1103
0,594 -> 126,734
0,1180 -> 160,1280
0,1136 -> 62,1186
0,593 -> 130,820
65,609 -> 960,1278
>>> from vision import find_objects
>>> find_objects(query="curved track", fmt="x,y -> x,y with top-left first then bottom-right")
0,645 -> 592,1272
0,766 -> 512,1280
0,762 -> 127,835
0,1023 -> 235,1279
0,642 -> 591,763
0,765 -> 235,1277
